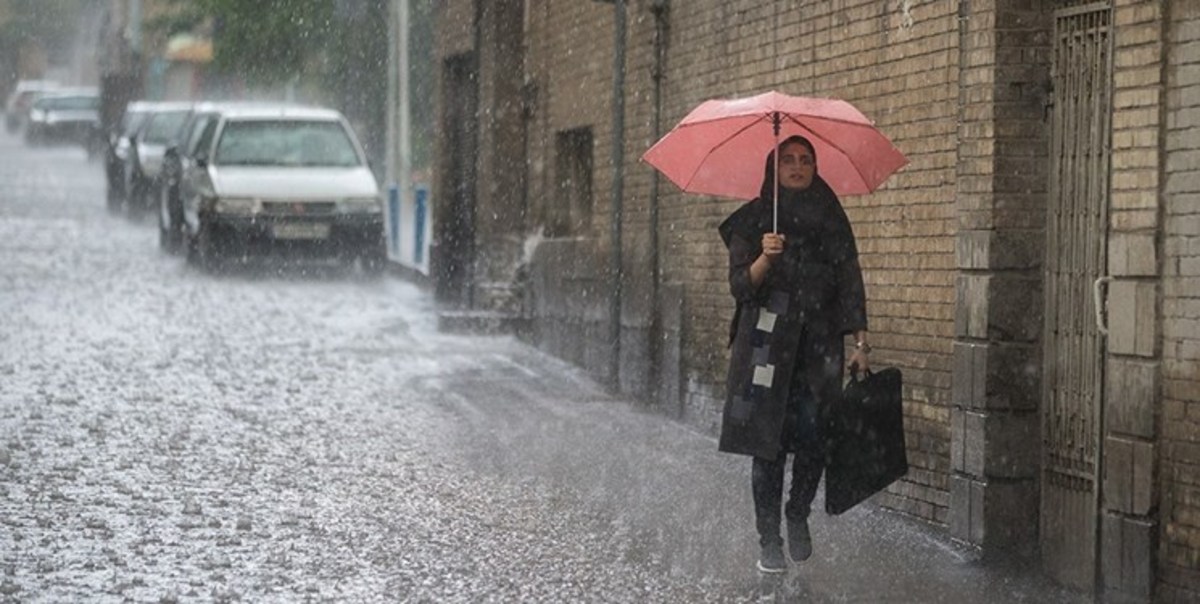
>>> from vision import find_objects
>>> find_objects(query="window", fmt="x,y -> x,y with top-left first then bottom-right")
183,114 -> 215,155
550,127 -> 593,236
191,119 -> 219,159
142,110 -> 190,144
36,95 -> 99,111
121,110 -> 148,136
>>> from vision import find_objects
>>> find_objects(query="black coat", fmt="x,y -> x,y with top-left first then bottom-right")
716,176 -> 867,461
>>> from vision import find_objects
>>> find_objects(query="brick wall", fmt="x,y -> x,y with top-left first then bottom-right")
1161,1 -> 1200,600
434,0 -> 472,59
1099,0 -> 1164,599
521,1 -> 618,381
949,0 -> 1049,556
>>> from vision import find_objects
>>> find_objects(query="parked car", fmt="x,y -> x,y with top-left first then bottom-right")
176,105 -> 384,271
4,79 -> 58,133
124,102 -> 192,213
23,90 -> 100,146
104,101 -> 153,212
158,101 -> 239,252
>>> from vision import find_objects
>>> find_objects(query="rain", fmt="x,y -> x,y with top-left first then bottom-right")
2,1 -> 1195,603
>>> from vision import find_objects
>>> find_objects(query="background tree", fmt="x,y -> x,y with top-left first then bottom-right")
0,0 -> 92,99
408,0 -> 433,175
160,0 -> 386,168
153,0 -> 433,180
186,0 -> 334,87
323,0 -> 386,169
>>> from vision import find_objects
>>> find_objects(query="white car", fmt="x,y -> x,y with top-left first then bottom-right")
178,105 -> 384,271
127,102 -> 193,210
4,79 -> 58,132
105,101 -> 154,211
24,90 -> 100,146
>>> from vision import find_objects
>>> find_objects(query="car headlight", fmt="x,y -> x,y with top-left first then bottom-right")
212,197 -> 259,215
338,197 -> 382,214
30,109 -> 45,122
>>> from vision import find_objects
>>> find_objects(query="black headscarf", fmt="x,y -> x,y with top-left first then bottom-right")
718,136 -> 848,261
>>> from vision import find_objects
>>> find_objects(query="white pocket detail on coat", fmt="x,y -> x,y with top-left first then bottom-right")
756,310 -> 777,333
752,364 -> 776,387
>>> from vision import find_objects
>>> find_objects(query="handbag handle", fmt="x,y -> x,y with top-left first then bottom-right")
1093,276 -> 1112,336
848,363 -> 872,382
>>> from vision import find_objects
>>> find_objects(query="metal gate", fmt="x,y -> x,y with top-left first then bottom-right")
1041,0 -> 1112,591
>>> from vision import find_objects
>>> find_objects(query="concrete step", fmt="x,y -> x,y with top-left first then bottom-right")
436,310 -> 527,335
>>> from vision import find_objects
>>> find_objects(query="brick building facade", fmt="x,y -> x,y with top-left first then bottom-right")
429,0 -> 1199,600
1163,2 -> 1200,599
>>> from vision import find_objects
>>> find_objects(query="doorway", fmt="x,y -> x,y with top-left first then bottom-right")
1040,0 -> 1113,591
436,54 -> 479,307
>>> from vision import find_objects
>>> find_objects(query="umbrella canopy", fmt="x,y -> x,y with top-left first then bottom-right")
642,90 -> 907,200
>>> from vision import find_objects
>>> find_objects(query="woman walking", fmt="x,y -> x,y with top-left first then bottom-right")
717,135 -> 870,573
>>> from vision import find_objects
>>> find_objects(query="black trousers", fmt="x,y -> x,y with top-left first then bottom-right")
751,364 -> 826,546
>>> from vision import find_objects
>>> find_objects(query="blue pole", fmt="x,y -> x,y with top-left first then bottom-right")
388,184 -> 401,257
414,186 -> 427,264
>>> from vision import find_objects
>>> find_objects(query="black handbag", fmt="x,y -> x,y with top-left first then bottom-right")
824,367 -> 908,515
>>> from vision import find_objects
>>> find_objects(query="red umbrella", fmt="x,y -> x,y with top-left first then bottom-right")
642,91 -> 907,230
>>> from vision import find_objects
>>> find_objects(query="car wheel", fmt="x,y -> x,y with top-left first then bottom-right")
106,182 -> 122,214
105,161 -> 123,213
140,181 -> 156,215
125,178 -> 144,217
158,184 -> 182,254
184,227 -> 199,266
184,221 -> 206,267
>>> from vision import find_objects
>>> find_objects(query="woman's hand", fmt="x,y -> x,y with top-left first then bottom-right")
761,233 -> 785,259
847,332 -> 870,374
749,233 -> 785,287
847,348 -> 870,374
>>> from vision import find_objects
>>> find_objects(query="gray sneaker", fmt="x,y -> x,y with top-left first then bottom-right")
757,541 -> 787,574
788,518 -> 812,562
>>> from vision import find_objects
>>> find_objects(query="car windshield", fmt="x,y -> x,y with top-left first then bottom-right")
214,120 -> 361,167
121,110 -> 149,136
36,96 -> 99,111
142,110 -> 190,144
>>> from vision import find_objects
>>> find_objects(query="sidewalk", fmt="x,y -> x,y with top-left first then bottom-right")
432,341 -> 1092,603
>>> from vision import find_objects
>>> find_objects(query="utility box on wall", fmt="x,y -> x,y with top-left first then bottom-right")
385,182 -> 432,274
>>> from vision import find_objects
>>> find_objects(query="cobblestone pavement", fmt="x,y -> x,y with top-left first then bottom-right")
0,133 -> 1090,603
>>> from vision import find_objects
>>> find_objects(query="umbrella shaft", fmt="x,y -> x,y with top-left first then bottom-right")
773,112 -> 779,234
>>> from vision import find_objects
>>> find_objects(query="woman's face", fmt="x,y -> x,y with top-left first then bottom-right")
778,142 -> 815,191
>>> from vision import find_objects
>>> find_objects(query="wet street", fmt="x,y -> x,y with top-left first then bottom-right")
0,132 -> 1088,603
0,131 -> 760,603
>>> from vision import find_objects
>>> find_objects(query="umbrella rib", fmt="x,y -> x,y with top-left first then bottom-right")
781,113 -> 875,188
680,113 -> 771,192
672,111 -> 875,130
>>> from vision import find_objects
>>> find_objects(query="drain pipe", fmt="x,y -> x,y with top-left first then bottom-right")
648,0 -> 668,402
649,1 -> 668,285
607,0 -> 627,389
